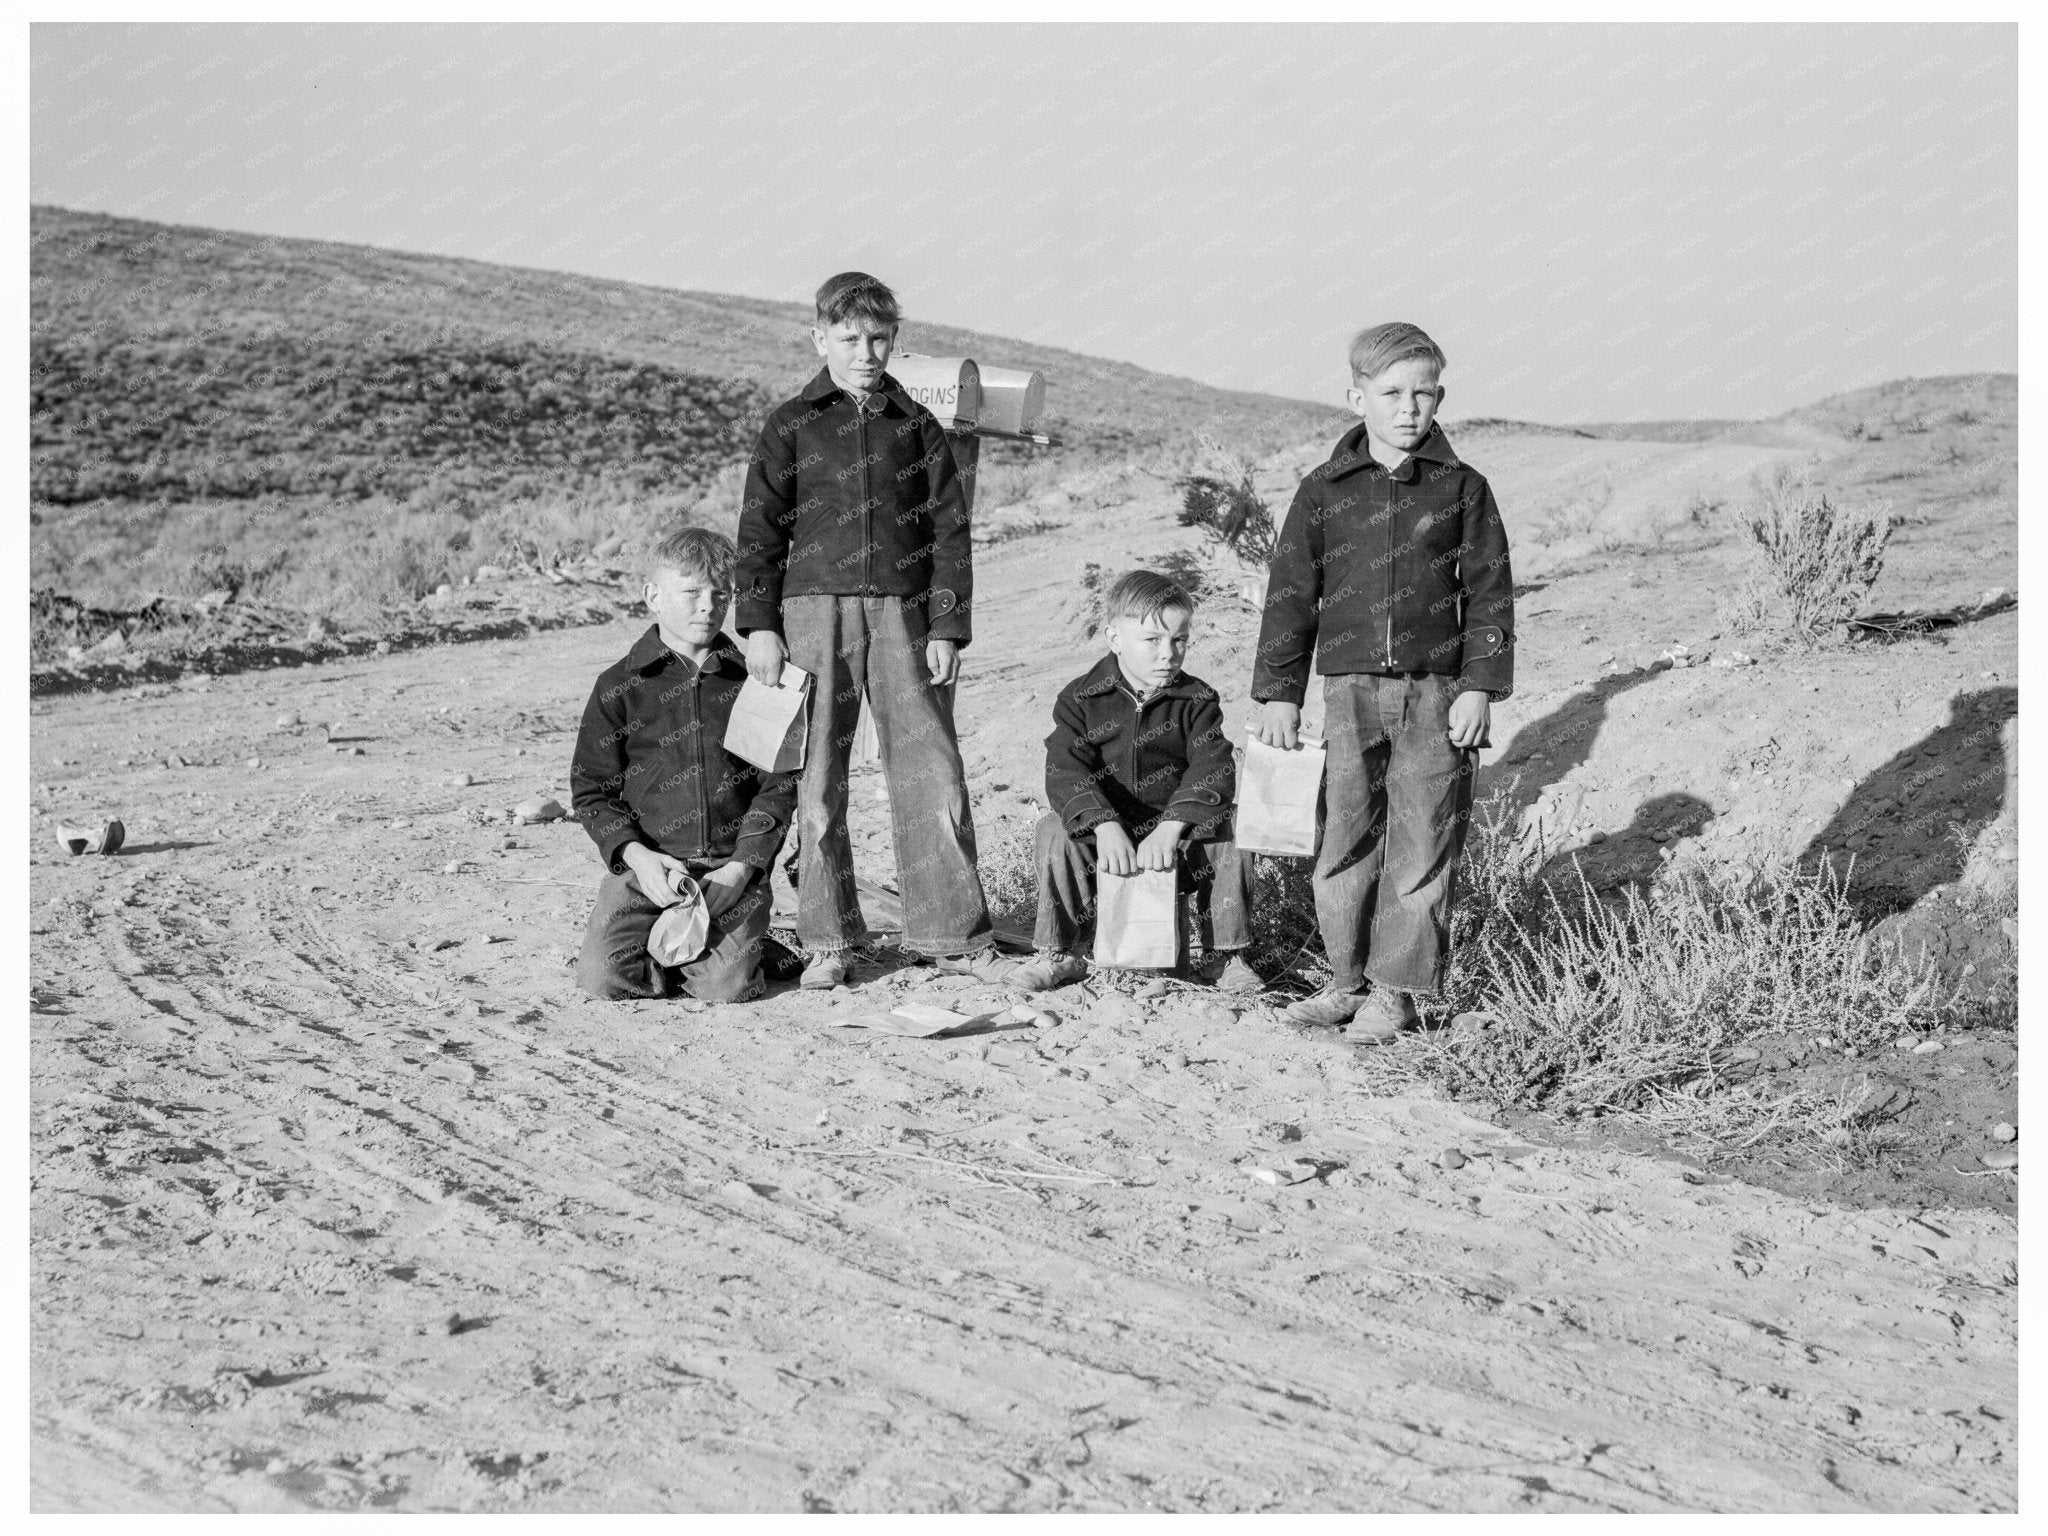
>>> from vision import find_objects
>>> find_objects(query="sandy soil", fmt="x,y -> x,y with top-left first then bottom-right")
28,424 -> 2017,1511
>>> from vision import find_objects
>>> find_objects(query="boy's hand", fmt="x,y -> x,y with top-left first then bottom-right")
701,860 -> 754,919
1448,689 -> 1491,750
1136,821 -> 1185,871
1253,700 -> 1301,750
1093,821 -> 1138,877
745,629 -> 787,687
926,638 -> 959,687
621,842 -> 691,909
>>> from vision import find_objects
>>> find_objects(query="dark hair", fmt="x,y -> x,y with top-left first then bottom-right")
815,271 -> 901,328
1348,321 -> 1446,382
1104,569 -> 1196,626
646,525 -> 735,587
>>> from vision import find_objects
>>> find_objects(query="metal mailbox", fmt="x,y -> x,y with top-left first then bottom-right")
973,363 -> 1048,439
886,355 -> 981,431
891,353 -> 1052,442
889,351 -> 1058,517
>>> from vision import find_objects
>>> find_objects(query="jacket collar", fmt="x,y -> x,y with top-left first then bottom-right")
628,625 -> 746,678
1074,651 -> 1206,702
799,365 -> 910,415
1321,420 -> 1462,482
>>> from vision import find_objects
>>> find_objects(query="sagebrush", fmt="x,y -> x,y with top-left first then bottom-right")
31,332 -> 768,508
1176,437 -> 1275,565
1738,464 -> 1891,637
1527,473 -> 1613,546
1417,858 -> 1950,1120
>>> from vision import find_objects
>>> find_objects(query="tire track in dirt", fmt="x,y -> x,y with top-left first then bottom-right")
31,470 -> 2016,1511
35,867 -> 2016,1510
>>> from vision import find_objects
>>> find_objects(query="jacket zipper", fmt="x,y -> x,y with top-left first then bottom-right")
1383,465 -> 1395,667
1128,691 -> 1142,792
693,669 -> 707,859
1114,678 -> 1147,823
857,398 -> 871,597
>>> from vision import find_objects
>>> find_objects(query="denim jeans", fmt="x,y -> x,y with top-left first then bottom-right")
1315,672 -> 1477,996
1031,812 -> 1252,956
782,594 -> 993,957
575,866 -> 771,1003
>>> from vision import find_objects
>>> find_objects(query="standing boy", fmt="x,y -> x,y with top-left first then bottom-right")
572,527 -> 797,1003
1250,322 -> 1514,1041
734,271 -> 1014,988
1021,570 -> 1260,993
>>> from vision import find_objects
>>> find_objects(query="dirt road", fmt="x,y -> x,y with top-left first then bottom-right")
29,432 -> 2017,1511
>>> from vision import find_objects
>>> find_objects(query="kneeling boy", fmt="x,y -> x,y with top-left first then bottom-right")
1019,570 -> 1261,994
571,527 -> 797,1003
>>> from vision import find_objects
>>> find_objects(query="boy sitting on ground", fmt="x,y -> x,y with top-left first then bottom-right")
571,527 -> 797,1003
1018,569 -> 1261,994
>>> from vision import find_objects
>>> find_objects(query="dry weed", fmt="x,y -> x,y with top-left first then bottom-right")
1806,1074 -> 1915,1169
1715,573 -> 1777,636
1177,454 -> 1275,565
1415,857 -> 1952,1124
1741,463 -> 1892,637
1062,562 -> 1112,642
1246,854 -> 1325,988
975,815 -> 1041,937
1527,473 -> 1613,546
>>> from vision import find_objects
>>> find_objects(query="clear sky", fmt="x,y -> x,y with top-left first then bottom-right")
30,21 -> 2016,423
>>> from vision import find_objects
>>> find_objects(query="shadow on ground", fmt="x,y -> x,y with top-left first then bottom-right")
1476,665 -> 1666,826
1541,791 -> 1718,890
1799,684 -> 2016,912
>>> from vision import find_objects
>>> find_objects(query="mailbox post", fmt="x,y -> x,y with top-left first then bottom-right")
889,352 -> 1058,516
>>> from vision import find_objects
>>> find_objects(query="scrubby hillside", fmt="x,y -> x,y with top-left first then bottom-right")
29,205 -> 1345,631
30,330 -> 773,508
30,204 -> 1341,483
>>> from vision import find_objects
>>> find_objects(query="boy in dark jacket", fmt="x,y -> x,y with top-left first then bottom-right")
734,271 -> 1015,989
1019,570 -> 1259,994
1250,322 -> 1514,1042
572,527 -> 797,1003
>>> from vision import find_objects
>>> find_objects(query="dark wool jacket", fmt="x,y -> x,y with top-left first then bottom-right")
1044,655 -> 1236,843
734,367 -> 974,645
571,628 -> 798,877
1251,421 -> 1515,706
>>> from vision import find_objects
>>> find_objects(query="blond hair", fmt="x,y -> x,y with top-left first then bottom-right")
646,525 -> 735,587
1348,321 -> 1446,382
814,271 -> 900,328
1104,569 -> 1196,625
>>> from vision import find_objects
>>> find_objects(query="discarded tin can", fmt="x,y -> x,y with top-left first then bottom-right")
55,820 -> 124,856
